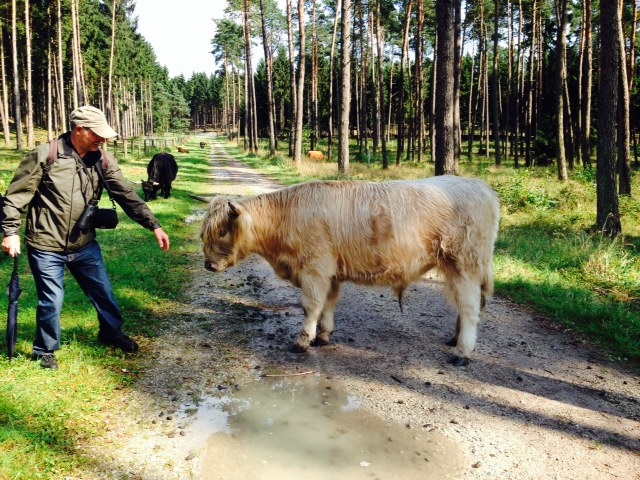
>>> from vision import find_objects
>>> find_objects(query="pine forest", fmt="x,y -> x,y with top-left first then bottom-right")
0,0 -> 637,236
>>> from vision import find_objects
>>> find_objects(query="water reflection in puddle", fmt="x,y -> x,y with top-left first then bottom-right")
180,373 -> 465,479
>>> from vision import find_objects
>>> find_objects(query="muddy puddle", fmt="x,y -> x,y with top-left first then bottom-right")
178,372 -> 466,479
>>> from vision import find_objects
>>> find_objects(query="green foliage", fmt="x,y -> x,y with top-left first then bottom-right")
494,172 -> 557,212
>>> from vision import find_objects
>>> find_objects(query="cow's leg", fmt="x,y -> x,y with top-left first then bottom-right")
313,280 -> 341,346
445,316 -> 461,347
446,265 -> 491,347
292,275 -> 331,353
445,274 -> 482,366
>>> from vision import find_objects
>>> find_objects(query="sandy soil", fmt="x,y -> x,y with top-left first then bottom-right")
90,137 -> 639,480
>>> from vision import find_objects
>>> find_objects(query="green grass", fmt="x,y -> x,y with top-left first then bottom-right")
0,133 -> 639,478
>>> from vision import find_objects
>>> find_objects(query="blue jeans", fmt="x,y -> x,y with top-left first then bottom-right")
28,241 -> 126,354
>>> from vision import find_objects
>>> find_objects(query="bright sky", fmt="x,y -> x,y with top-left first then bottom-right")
133,0 -> 221,78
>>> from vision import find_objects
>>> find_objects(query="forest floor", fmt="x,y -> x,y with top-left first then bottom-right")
89,137 -> 639,480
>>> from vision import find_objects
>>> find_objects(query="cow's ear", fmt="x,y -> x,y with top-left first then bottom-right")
228,201 -> 242,218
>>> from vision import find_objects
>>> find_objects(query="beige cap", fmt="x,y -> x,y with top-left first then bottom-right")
70,105 -> 118,139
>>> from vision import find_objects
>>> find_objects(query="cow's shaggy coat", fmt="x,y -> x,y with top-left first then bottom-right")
307,150 -> 326,161
200,175 -> 500,365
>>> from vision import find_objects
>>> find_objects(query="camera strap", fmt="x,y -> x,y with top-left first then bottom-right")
94,153 -> 117,210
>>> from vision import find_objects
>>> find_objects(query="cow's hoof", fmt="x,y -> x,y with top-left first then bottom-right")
449,356 -> 470,367
311,338 -> 330,347
289,343 -> 309,354
445,337 -> 457,347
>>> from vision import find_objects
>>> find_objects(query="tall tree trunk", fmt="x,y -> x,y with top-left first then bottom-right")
506,0 -> 514,161
415,0 -> 424,162
242,0 -> 257,152
293,0 -> 306,165
47,44 -> 53,140
0,18 -> 11,145
555,0 -> 568,180
236,67 -> 241,145
286,0 -> 296,157
260,0 -> 276,155
11,0 -> 22,150
617,0 -> 631,196
56,0 -> 66,129
369,9 -> 377,157
628,1 -> 638,168
338,0 -> 352,175
492,0 -> 501,166
355,0 -> 368,162
514,0 -> 523,166
453,0 -> 462,159
466,32 -> 476,160
70,0 -> 86,106
429,32 -> 437,164
310,0 -> 318,151
479,9 -> 490,159
396,0 -> 413,165
107,0 -> 117,125
327,0 -> 341,160
224,56 -> 231,139
376,0 -> 388,168
435,0 -> 458,175
596,0 -> 622,237
24,0 -> 33,147
525,0 -> 537,167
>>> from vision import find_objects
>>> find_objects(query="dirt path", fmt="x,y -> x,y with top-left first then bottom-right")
98,137 -> 639,480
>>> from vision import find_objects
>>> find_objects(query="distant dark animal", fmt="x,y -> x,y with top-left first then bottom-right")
308,150 -> 326,161
142,153 -> 179,201
200,176 -> 500,366
177,147 -> 190,153
199,142 -> 207,149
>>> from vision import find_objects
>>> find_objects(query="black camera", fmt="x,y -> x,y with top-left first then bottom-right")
76,200 -> 119,232
76,199 -> 99,232
93,207 -> 118,229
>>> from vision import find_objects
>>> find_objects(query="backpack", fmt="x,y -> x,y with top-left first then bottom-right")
46,138 -> 110,169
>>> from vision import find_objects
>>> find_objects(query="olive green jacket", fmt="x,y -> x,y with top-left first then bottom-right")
1,133 -> 161,253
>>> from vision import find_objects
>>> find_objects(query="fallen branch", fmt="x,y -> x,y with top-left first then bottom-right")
260,370 -> 316,378
189,194 -> 214,203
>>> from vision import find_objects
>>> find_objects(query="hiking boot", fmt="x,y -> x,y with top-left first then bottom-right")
98,333 -> 139,353
32,352 -> 58,370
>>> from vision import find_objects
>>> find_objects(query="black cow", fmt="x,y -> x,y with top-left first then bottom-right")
142,153 -> 178,201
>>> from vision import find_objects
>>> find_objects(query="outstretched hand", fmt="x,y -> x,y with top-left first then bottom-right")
1,235 -> 21,257
153,228 -> 170,252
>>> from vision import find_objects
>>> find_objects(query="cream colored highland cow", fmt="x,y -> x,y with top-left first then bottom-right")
200,175 -> 500,366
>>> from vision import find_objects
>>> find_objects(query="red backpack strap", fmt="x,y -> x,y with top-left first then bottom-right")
47,138 -> 58,165
99,147 -> 111,170
42,138 -> 58,173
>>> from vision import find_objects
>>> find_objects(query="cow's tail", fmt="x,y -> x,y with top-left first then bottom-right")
480,261 -> 494,313
480,193 -> 499,313
395,287 -> 405,313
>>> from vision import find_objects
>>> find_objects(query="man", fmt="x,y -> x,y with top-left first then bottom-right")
1,105 -> 170,369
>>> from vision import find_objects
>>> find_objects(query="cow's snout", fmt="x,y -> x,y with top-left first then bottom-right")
204,260 -> 226,272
